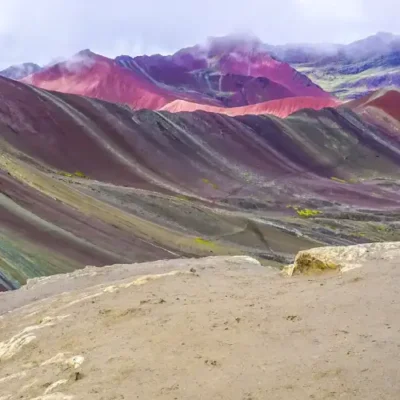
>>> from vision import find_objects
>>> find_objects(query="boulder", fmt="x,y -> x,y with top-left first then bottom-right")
284,241 -> 400,276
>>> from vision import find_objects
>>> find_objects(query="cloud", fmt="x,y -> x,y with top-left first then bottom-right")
63,52 -> 97,73
295,0 -> 365,21
0,0 -> 398,68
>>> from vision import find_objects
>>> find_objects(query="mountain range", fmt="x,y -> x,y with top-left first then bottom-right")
17,42 -> 332,113
2,32 -> 399,104
0,32 -> 400,290
276,32 -> 400,99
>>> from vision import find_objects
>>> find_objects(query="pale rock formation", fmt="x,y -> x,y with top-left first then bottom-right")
283,241 -> 400,275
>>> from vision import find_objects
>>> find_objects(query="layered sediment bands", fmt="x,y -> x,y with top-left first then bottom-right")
347,89 -> 400,122
20,51 -> 178,110
1,77 -> 400,289
171,36 -> 332,98
161,96 -> 340,118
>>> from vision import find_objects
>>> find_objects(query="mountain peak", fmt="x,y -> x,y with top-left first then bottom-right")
75,48 -> 96,58
0,62 -> 41,80
375,31 -> 396,40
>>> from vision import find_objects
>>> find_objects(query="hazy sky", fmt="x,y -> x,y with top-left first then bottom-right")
0,0 -> 398,68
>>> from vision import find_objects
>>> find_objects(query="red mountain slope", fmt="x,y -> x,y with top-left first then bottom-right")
21,50 -> 176,110
347,89 -> 400,121
161,96 -> 340,118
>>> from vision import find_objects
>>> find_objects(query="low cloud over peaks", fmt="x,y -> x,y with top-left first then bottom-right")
0,0 -> 398,68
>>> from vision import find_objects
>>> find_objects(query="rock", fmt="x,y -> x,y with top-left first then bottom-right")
283,241 -> 400,276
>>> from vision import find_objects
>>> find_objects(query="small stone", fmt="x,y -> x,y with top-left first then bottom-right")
75,371 -> 83,381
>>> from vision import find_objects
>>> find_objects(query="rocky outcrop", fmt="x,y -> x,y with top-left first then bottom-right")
284,241 -> 400,275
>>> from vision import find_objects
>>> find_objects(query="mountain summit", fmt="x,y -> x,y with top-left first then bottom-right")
0,62 -> 41,80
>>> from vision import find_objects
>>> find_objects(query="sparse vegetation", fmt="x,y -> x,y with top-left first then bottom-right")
176,194 -> 190,201
350,232 -> 367,238
58,170 -> 88,179
73,171 -> 87,178
348,178 -> 359,184
195,237 -> 216,247
242,171 -> 252,182
287,205 -> 322,218
296,208 -> 322,218
202,178 -> 218,189
331,176 -> 348,184
321,222 -> 340,230
374,224 -> 390,233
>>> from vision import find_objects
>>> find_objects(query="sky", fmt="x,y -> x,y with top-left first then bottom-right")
0,0 -> 398,68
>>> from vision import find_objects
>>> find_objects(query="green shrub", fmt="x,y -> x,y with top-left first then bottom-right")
296,208 -> 322,218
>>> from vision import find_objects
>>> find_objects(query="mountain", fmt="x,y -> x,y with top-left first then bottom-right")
20,50 -> 180,109
117,54 -> 298,106
20,49 -> 303,110
8,33 -> 400,105
173,36 -> 330,97
165,35 -> 331,98
117,32 -> 400,102
346,89 -> 400,126
270,32 -> 400,65
286,33 -> 400,99
1,77 -> 400,290
340,32 -> 400,61
0,62 -> 41,80
18,36 -> 334,112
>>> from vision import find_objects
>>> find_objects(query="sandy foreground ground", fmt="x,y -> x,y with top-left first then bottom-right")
0,254 -> 399,400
